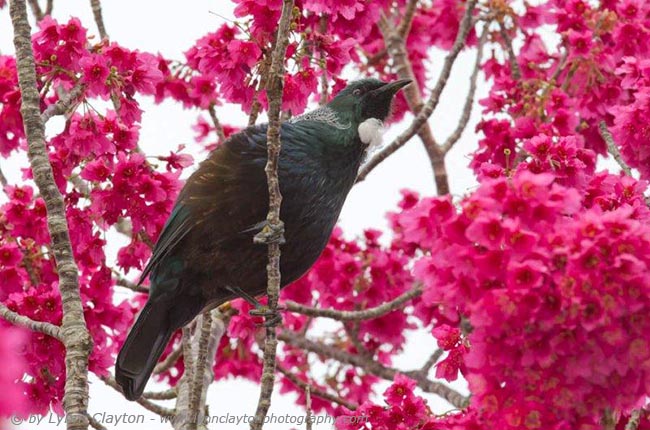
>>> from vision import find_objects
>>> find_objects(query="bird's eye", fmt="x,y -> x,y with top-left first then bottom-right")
353,89 -> 362,96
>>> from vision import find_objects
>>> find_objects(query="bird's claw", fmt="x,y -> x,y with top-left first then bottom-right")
249,305 -> 286,327
253,220 -> 286,245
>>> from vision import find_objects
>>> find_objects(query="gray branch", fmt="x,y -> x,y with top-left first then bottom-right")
249,1 -> 294,429
10,1 -> 92,428
283,285 -> 422,321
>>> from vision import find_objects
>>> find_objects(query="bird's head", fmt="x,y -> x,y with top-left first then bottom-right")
327,78 -> 412,125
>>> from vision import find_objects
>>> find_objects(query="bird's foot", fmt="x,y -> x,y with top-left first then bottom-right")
249,304 -> 286,327
253,220 -> 286,245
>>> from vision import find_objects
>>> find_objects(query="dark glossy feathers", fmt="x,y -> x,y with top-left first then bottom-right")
116,120 -> 365,400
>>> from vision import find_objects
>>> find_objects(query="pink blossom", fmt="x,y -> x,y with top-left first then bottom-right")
79,54 -> 110,97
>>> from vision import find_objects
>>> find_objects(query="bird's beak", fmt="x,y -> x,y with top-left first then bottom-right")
373,79 -> 412,96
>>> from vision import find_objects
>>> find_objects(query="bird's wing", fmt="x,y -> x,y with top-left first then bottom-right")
138,125 -> 271,286
137,203 -> 193,286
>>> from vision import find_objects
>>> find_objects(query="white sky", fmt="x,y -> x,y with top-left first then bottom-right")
0,1 -> 496,428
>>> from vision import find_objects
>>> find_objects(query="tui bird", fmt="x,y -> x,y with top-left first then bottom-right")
115,78 -> 411,400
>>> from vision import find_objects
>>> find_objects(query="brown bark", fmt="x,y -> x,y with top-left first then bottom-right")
10,1 -> 93,428
249,1 -> 294,429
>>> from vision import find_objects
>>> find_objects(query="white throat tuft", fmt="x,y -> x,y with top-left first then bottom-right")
358,118 -> 383,150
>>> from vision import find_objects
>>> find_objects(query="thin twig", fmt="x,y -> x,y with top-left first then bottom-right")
208,104 -> 226,142
26,0 -> 43,20
249,1 -> 294,429
397,0 -> 419,38
20,246 -> 40,286
0,303 -> 63,340
89,0 -> 108,40
187,313 -> 213,429
498,20 -> 521,80
344,322 -> 370,358
0,164 -> 7,187
114,217 -> 133,239
113,271 -> 149,294
277,365 -> 358,410
278,331 -> 469,409
10,2 -> 92,429
283,286 -> 422,321
154,345 -> 182,374
357,0 -> 478,187
419,348 -> 444,376
625,409 -> 642,430
248,55 -> 272,126
318,15 -> 329,106
599,121 -> 632,175
603,409 -> 617,430
86,413 -> 107,430
41,82 -> 86,123
143,388 -> 177,400
305,385 -> 312,430
441,25 -> 487,154
102,375 -> 174,417
378,10 -> 449,192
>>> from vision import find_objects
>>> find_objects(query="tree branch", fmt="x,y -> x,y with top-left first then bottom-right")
396,0 -> 419,38
153,345 -> 182,374
318,15 -> 329,106
27,0 -> 43,21
278,331 -> 469,409
249,1 -> 294,429
283,286 -> 422,321
0,303 -> 63,340
41,82 -> 86,123
143,388 -> 177,400
357,0 -> 478,192
187,313 -> 214,428
86,413 -> 107,430
498,20 -> 521,80
10,1 -> 92,429
102,375 -> 174,417
277,364 -> 358,411
89,0 -> 108,40
305,385 -> 313,430
418,348 -> 443,377
173,311 -> 228,430
441,25 -> 487,154
172,324 -> 196,429
376,11 -> 444,184
0,164 -> 8,187
207,104 -> 226,142
248,55 -> 272,126
113,270 -> 149,294
625,409 -> 642,430
599,121 -> 632,176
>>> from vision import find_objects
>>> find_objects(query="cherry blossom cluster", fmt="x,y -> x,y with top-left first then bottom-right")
473,0 -> 650,179
0,15 -> 190,414
390,171 -> 650,428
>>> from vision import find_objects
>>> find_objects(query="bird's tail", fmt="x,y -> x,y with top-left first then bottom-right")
115,301 -> 174,401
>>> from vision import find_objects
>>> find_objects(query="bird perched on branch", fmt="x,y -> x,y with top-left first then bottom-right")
115,78 -> 411,400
